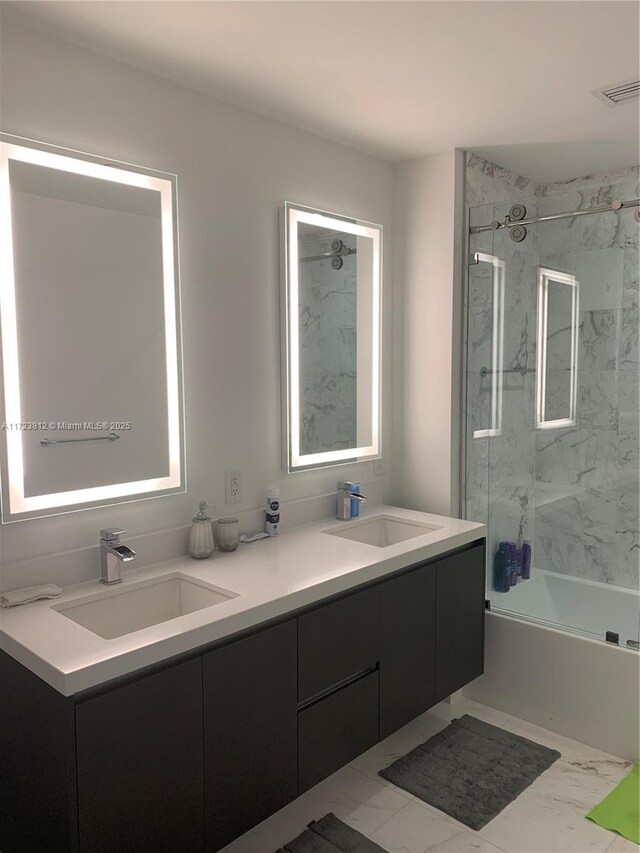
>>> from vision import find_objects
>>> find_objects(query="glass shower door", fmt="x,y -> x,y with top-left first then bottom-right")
464,183 -> 640,648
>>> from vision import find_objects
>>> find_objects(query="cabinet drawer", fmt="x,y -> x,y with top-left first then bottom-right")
298,585 -> 379,701
298,671 -> 379,793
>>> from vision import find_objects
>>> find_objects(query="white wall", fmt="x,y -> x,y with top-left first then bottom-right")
0,21 -> 396,589
391,150 -> 465,516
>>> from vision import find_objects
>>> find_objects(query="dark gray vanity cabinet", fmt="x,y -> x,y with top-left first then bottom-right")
0,538 -> 485,853
75,658 -> 204,853
379,563 -> 437,738
435,543 -> 485,702
0,649 -> 78,853
202,620 -> 298,852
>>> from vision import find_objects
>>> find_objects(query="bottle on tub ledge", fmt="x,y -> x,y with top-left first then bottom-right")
265,486 -> 280,536
493,542 -> 510,592
493,539 -> 531,591
521,541 -> 532,579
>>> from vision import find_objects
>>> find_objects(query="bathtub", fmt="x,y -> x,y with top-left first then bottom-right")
463,570 -> 640,760
488,568 -> 639,648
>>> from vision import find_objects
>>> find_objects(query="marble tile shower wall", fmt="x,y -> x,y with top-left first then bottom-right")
465,154 -> 639,592
298,234 -> 357,455
535,168 -> 639,590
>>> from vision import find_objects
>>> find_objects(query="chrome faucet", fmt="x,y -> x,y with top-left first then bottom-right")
99,528 -> 136,585
336,481 -> 368,521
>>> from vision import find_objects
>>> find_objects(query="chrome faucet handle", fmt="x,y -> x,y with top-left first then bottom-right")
100,527 -> 127,542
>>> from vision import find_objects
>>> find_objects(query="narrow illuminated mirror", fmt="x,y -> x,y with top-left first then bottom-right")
281,203 -> 381,472
536,267 -> 579,429
0,135 -> 185,521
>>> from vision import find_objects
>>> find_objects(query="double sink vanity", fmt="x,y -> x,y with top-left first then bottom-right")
0,506 -> 485,853
0,136 -> 484,853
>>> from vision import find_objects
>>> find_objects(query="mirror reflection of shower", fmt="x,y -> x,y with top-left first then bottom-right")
297,226 -> 359,456
299,235 -> 358,270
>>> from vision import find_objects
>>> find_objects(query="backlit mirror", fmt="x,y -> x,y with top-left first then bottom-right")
280,203 -> 382,472
0,135 -> 185,521
536,267 -> 580,429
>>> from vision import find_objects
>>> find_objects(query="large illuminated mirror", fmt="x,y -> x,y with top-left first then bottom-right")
281,202 -> 382,472
0,134 -> 184,521
536,267 -> 580,430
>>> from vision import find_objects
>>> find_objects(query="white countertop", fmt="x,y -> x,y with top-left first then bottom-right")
0,506 -> 484,696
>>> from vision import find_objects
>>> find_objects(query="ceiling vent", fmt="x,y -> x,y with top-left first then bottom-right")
591,78 -> 640,107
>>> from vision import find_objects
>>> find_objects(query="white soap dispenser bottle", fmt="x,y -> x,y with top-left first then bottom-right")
188,501 -> 215,559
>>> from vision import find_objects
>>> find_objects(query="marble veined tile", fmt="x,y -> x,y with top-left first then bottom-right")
466,153 -> 537,208
580,310 -> 620,371
575,248 -> 624,311
371,800 -> 507,853
578,370 -> 619,431
219,766 -> 409,853
534,533 -> 618,585
501,719 -> 633,783
538,167 -> 638,196
536,428 -> 618,490
619,308 -> 639,368
613,205 -> 640,249
622,245 -> 639,312
618,411 -> 640,471
428,696 -> 513,728
575,209 -> 619,253
478,760 -> 620,853
607,834 -> 640,852
618,369 -> 639,416
535,488 -> 617,546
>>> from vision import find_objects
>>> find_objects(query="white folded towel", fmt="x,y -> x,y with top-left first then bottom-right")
0,583 -> 62,608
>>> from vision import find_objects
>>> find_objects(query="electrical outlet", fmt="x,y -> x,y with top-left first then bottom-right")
373,457 -> 384,476
225,470 -> 242,504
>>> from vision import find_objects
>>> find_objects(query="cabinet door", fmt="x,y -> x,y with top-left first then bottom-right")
435,543 -> 485,702
379,564 -> 436,738
76,658 -> 204,853
203,620 -> 297,852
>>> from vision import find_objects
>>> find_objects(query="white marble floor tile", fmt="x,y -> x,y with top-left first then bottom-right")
607,834 -> 640,852
478,760 -> 621,853
502,717 -> 634,783
428,696 -> 512,728
370,800 -> 463,852
219,765 -> 409,853
371,800 -> 509,853
220,702 -> 632,853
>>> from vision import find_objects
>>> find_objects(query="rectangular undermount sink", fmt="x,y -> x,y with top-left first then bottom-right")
324,515 -> 442,547
53,573 -> 238,640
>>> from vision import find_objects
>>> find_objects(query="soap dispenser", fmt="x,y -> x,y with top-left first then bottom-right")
188,501 -> 215,559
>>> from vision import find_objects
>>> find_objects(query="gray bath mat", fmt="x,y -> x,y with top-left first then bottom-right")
379,714 -> 560,830
275,812 -> 388,853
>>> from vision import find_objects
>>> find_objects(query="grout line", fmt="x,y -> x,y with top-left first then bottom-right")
347,762 -> 414,802
367,798 -> 417,839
